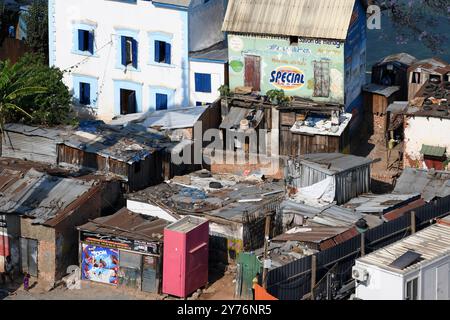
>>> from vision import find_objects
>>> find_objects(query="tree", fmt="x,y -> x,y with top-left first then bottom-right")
370,0 -> 448,54
24,0 -> 48,62
0,59 -> 46,136
11,53 -> 75,126
0,53 -> 75,130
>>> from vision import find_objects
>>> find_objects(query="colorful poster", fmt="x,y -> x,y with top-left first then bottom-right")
228,34 -> 345,104
81,244 -> 119,285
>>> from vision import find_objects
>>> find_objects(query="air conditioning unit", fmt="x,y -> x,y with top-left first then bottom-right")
352,266 -> 369,282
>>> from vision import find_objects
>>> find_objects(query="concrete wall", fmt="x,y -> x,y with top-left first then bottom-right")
355,262 -> 404,300
404,116 -> 450,169
189,60 -> 225,105
50,0 -> 190,120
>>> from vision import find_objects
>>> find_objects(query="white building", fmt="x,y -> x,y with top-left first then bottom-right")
353,216 -> 450,300
49,0 -> 227,121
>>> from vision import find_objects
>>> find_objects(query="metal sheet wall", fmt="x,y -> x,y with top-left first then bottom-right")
266,195 -> 450,300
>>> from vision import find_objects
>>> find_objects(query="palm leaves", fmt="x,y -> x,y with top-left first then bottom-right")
0,59 -> 47,138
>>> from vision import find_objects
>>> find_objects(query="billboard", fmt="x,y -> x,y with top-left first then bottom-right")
81,244 -> 119,285
228,34 -> 345,104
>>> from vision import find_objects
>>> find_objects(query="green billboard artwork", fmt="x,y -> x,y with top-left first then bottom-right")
228,34 -> 345,104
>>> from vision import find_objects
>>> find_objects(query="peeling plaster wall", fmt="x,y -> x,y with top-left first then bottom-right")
404,117 -> 450,169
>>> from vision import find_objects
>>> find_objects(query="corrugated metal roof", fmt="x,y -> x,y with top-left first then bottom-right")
273,226 -> 350,243
298,153 -> 374,175
141,107 -> 208,130
393,168 -> 450,202
386,101 -> 409,114
383,198 -> 427,222
0,168 -> 96,225
357,221 -> 450,274
408,57 -> 450,75
376,53 -> 417,66
363,84 -> 400,98
78,208 -> 170,242
222,0 -> 357,40
220,107 -> 264,130
420,144 -> 446,157
343,193 -> 421,214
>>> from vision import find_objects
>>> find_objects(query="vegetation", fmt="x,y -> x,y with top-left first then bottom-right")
24,0 -> 49,62
266,89 -> 290,106
218,84 -> 231,97
0,53 -> 75,134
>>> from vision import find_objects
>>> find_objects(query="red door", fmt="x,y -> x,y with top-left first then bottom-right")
244,55 -> 261,92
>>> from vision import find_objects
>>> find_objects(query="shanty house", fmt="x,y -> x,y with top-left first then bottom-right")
371,53 -> 417,100
77,208 -> 169,293
400,79 -> 450,170
0,167 -> 119,285
126,170 -> 285,263
407,58 -> 450,101
222,0 -> 367,126
286,153 -> 374,205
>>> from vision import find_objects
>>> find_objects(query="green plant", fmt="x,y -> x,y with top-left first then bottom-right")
266,89 -> 290,106
218,84 -> 231,97
0,59 -> 46,136
24,0 -> 49,62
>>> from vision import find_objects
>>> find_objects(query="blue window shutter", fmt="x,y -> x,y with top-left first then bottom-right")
154,40 -> 160,63
121,36 -> 127,66
165,42 -> 171,65
78,29 -> 84,51
156,93 -> 168,110
132,39 -> 138,68
88,31 -> 94,54
195,73 -> 212,93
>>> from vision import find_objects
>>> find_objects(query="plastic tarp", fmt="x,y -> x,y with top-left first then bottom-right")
295,176 -> 336,204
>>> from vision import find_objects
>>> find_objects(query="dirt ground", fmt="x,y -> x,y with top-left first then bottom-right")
1,272 -> 238,300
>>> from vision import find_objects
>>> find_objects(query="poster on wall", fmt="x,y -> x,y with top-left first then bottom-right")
81,244 -> 119,285
228,34 -> 345,104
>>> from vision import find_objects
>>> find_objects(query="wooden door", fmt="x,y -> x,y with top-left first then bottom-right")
244,55 -> 261,92
120,89 -> 137,115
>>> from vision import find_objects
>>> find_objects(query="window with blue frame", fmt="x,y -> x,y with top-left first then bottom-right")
156,93 -> 168,110
154,40 -> 171,64
79,82 -> 91,105
78,30 -> 94,54
121,36 -> 138,68
195,73 -> 212,93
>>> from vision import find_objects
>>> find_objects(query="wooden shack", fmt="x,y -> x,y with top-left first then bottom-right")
407,58 -> 450,101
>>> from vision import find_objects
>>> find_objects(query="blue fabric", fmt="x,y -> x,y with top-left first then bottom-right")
156,93 -> 168,110
195,73 -> 212,93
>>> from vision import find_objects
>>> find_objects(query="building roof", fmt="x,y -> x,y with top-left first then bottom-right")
0,167 -> 97,225
375,53 -> 417,67
297,153 -> 374,175
141,107 -> 208,130
383,198 -> 427,222
273,226 -> 350,244
405,80 -> 450,119
189,41 -> 228,63
127,170 -> 284,223
152,0 -> 192,8
363,84 -> 400,98
408,57 -> 450,75
357,219 -> 450,275
166,215 -> 208,233
77,208 -> 170,242
393,167 -> 450,202
222,0 -> 357,40
386,101 -> 409,114
420,144 -> 447,158
343,193 -> 422,215
290,112 -> 352,137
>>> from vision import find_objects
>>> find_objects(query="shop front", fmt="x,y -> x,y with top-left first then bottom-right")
78,209 -> 168,293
